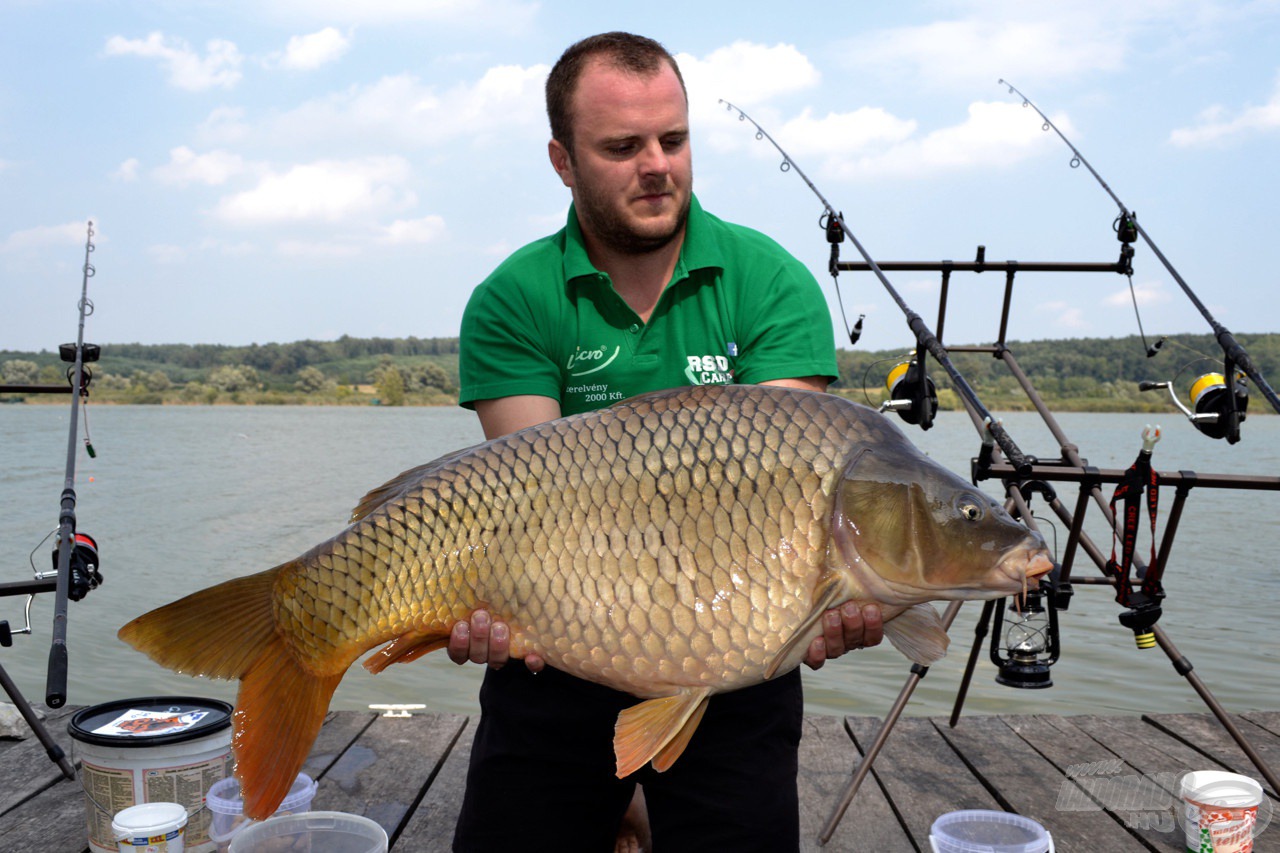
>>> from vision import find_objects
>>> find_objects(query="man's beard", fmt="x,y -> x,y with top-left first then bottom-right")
575,177 -> 691,256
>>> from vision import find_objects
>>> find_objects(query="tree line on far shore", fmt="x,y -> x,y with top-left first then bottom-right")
3,332 -> 1279,412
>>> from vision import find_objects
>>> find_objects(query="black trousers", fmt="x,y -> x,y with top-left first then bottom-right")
453,665 -> 803,852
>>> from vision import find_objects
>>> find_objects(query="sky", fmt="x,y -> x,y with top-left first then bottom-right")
2,0 -> 1278,358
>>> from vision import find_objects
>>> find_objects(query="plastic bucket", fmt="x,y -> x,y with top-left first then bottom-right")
930,809 -> 1054,852
112,801 -> 187,853
228,811 -> 388,853
69,697 -> 234,853
1180,770 -> 1267,852
205,772 -> 318,852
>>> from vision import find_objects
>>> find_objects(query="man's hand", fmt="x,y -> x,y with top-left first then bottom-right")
804,603 -> 883,670
447,609 -> 545,672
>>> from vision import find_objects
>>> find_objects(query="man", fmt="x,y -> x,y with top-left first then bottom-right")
452,32 -> 882,851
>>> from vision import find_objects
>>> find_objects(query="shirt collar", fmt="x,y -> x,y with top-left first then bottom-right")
563,193 -> 725,285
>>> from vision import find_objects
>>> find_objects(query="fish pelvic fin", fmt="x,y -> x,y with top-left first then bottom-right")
884,602 -> 949,665
613,688 -> 712,778
766,570 -> 850,680
117,564 -> 342,820
363,630 -> 452,674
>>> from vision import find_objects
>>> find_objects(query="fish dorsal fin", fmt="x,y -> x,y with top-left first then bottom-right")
884,603 -> 950,665
613,687 -> 712,778
765,570 -> 849,680
349,444 -> 484,522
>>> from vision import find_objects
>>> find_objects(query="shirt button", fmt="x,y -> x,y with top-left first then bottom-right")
629,324 -> 640,334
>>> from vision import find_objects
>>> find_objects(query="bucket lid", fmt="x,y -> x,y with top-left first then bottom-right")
930,810 -> 1051,853
112,801 -> 188,835
1180,770 -> 1264,807
68,696 -> 233,747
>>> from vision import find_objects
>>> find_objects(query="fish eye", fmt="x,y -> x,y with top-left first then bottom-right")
955,494 -> 986,522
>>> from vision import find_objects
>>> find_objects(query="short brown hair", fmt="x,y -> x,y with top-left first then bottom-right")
546,32 -> 687,157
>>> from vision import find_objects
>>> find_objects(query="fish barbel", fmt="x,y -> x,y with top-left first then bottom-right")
119,384 -> 1051,818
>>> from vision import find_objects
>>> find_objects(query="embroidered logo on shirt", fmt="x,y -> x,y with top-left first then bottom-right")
727,342 -> 739,357
567,345 -> 620,377
684,354 -> 733,386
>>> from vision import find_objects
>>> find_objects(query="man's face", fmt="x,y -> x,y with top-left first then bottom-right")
549,59 -> 692,256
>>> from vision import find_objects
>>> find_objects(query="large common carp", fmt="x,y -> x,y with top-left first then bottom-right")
119,385 -> 1051,819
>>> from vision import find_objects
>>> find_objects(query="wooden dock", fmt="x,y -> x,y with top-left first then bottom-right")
2,706 -> 1277,851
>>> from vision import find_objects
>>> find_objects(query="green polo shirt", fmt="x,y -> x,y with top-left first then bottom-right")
459,195 -> 836,416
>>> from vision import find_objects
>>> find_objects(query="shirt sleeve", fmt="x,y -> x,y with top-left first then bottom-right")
458,275 -> 564,410
733,251 -> 838,386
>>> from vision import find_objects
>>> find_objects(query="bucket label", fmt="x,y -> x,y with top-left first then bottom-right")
92,709 -> 211,738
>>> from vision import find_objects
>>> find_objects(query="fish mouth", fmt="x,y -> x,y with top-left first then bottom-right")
992,546 -> 1054,594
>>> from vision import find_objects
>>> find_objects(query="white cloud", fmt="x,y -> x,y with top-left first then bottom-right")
1104,281 -> 1171,307
213,157 -> 414,225
277,239 -> 363,258
679,42 -> 820,109
1169,73 -> 1280,146
840,13 -> 1128,92
149,244 -> 187,264
198,107 -> 251,145
1,221 -> 96,253
1035,299 -> 1087,330
377,215 -> 446,245
153,147 -> 248,186
277,27 -> 350,70
261,0 -> 538,30
104,32 -> 243,91
781,101 -> 1068,181
113,158 -> 140,181
273,64 -> 548,146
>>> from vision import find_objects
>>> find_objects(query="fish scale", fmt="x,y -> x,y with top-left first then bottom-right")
119,383 -> 1052,819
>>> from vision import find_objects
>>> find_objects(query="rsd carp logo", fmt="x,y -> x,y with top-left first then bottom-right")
685,354 -> 733,386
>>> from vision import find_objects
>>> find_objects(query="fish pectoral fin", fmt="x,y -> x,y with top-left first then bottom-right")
362,630 -> 452,674
884,603 -> 950,665
765,570 -> 849,680
613,688 -> 712,778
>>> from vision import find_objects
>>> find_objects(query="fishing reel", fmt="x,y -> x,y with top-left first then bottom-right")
880,357 -> 938,429
1140,370 -> 1248,442
53,532 -> 103,602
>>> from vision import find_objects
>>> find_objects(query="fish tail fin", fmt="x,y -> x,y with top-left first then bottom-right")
117,564 -> 341,820
234,642 -> 342,820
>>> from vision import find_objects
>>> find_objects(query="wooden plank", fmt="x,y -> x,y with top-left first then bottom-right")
0,774 -> 89,852
1243,711 -> 1280,738
303,710 -> 377,781
937,714 -> 1144,851
311,712 -> 467,842
1143,712 -> 1280,794
0,704 -> 80,816
393,720 -> 475,851
797,715 -> 912,853
1003,715 -> 1181,851
845,715 -> 1000,849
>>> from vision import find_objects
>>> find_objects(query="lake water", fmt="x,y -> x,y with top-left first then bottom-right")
1,402 -> 1277,723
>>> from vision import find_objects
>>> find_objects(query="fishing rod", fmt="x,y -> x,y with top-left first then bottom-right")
998,79 -> 1280,420
718,100 -> 1032,476
46,220 -> 103,707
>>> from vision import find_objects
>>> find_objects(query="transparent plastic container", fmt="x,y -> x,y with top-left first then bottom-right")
929,809 -> 1053,853
228,811 -> 388,853
205,773 -> 317,852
